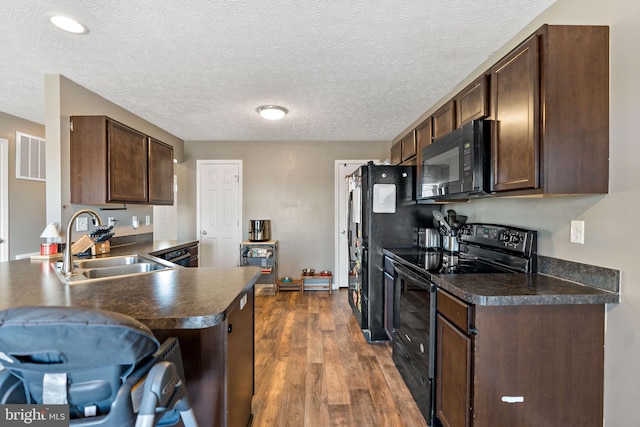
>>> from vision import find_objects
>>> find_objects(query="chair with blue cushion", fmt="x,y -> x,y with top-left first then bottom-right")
0,306 -> 197,427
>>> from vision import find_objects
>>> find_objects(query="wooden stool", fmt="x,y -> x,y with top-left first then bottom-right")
277,278 -> 303,294
302,274 -> 332,293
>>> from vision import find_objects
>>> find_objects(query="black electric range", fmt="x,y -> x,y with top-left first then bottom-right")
387,224 -> 537,426
393,223 -> 538,275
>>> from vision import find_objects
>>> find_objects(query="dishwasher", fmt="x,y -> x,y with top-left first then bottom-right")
154,244 -> 198,267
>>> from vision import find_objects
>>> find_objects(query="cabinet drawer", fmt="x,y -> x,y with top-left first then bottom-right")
437,289 -> 471,332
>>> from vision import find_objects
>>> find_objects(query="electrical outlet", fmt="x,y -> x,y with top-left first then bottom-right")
145,215 -> 151,226
76,216 -> 88,232
132,216 -> 139,229
570,220 -> 585,244
108,217 -> 116,227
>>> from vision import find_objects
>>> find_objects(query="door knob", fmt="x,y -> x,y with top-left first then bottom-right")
201,230 -> 207,235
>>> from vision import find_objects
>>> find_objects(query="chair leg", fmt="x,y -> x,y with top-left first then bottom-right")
180,407 -> 198,427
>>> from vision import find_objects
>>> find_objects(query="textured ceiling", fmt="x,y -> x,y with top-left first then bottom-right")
0,1 -> 555,142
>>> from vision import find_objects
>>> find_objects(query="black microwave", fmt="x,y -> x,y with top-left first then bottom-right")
417,119 -> 492,201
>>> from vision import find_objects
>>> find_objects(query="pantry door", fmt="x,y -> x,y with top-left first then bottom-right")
197,160 -> 242,268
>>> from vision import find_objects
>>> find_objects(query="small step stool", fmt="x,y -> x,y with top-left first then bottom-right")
302,274 -> 332,293
277,278 -> 303,294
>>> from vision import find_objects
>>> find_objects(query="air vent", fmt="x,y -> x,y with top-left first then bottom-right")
15,131 -> 45,181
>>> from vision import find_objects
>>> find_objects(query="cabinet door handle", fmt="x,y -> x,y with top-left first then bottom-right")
228,324 -> 233,334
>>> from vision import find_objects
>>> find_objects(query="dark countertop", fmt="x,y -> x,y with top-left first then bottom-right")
0,241 -> 261,330
384,247 -> 620,306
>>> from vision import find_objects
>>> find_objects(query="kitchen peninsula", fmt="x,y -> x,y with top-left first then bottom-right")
0,247 -> 260,427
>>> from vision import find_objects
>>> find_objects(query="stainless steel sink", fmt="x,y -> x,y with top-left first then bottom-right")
53,254 -> 176,285
73,255 -> 156,269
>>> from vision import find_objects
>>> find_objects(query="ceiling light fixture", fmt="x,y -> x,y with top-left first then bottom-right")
48,13 -> 89,34
256,105 -> 288,121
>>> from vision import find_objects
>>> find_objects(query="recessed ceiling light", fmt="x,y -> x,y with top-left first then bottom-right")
48,13 -> 89,34
256,105 -> 288,120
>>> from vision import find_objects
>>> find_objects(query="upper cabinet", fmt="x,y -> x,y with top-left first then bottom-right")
148,138 -> 175,205
70,116 -> 174,205
390,142 -> 402,165
490,25 -> 609,195
432,100 -> 456,140
401,130 -> 417,163
454,74 -> 489,127
390,130 -> 417,165
393,24 -> 609,199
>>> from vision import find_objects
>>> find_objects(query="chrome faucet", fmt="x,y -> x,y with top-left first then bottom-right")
62,209 -> 103,276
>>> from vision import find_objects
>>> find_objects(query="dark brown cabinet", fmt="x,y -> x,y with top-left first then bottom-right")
391,130 -> 417,165
416,117 -> 433,154
400,130 -> 417,163
148,137 -> 175,205
153,289 -> 254,427
390,141 -> 402,165
107,119 -> 149,203
435,288 -> 605,427
70,116 -> 174,205
432,100 -> 456,140
490,25 -> 609,195
415,117 -> 432,198
454,74 -> 489,127
436,314 -> 471,427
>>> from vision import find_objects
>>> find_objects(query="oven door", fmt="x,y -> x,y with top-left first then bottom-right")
393,261 -> 436,379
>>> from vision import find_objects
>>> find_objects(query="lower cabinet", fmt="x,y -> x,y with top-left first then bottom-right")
153,289 -> 254,427
435,288 -> 605,427
436,314 -> 472,427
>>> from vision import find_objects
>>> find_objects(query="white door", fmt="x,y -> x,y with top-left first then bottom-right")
153,175 -> 178,240
197,160 -> 242,268
0,138 -> 8,262
334,160 -> 372,288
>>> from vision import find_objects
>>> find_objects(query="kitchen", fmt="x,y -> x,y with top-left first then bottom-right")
1,0 -> 639,426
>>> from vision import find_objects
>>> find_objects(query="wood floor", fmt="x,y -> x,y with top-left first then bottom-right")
251,289 -> 428,427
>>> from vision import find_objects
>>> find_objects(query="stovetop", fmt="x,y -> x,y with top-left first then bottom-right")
391,223 -> 538,275
392,249 -> 514,274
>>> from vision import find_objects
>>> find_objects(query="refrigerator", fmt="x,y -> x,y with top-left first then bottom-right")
347,162 -> 428,342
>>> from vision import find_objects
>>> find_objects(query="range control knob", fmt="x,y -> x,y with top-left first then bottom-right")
509,234 -> 521,244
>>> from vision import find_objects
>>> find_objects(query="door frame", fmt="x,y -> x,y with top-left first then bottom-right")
334,160 -> 373,288
196,160 -> 243,267
0,138 -> 7,262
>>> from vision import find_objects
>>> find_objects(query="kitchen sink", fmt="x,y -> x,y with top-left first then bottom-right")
53,254 -> 176,285
73,255 -> 157,270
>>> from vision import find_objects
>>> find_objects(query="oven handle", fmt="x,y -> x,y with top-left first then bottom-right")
391,260 -> 433,291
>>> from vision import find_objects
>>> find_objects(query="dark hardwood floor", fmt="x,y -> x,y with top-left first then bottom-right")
252,289 -> 428,427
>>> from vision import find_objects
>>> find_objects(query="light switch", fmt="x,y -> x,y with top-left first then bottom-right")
145,215 -> 151,226
132,216 -> 139,229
